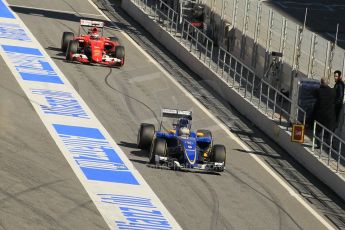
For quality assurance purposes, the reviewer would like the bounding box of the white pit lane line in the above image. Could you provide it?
[0,0,182,229]
[87,0,336,229]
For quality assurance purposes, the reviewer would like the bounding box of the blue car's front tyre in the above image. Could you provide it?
[149,138,167,164]
[212,145,226,164]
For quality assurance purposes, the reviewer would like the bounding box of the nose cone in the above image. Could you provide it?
[180,138,197,164]
[91,40,104,62]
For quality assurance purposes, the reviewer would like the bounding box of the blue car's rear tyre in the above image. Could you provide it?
[149,138,167,164]
[137,123,155,150]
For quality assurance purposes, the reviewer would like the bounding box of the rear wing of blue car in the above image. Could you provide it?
[161,108,192,120]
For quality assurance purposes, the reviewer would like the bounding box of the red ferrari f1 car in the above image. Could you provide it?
[61,19,125,67]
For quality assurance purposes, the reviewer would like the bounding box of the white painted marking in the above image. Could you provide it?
[87,0,336,229]
[8,4,104,18]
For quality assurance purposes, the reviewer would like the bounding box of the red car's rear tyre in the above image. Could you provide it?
[61,32,74,52]
[115,46,125,59]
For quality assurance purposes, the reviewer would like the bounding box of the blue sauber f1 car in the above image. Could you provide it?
[137,109,226,172]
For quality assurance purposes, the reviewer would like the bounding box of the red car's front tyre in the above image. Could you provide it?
[66,40,79,61]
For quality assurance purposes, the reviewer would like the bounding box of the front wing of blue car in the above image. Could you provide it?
[152,155,225,172]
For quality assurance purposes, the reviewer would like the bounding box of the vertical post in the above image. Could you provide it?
[250,73,255,102]
[205,39,209,63]
[216,47,221,73]
[227,56,232,82]
[289,25,303,124]
[196,30,200,54]
[307,33,317,78]
[232,0,239,28]
[342,51,345,78]
[222,49,227,78]
[240,0,250,59]
[278,17,287,84]
[171,10,174,34]
[209,42,213,67]
[328,134,334,166]
[272,91,277,119]
[187,23,192,50]
[324,41,331,79]
[258,82,263,109]
[265,87,270,114]
[312,121,316,152]
[239,65,244,92]
[220,0,226,20]
[179,1,183,24]
[154,3,157,21]
[175,12,178,36]
[245,71,249,97]
[181,19,185,44]
[326,24,339,81]
[327,42,336,82]
[337,142,341,172]
[221,0,229,48]
[264,10,274,75]
[320,128,325,158]
[252,2,262,68]
[335,23,339,46]
[303,8,308,30]
[167,8,171,31]
[233,60,238,86]
[279,95,283,124]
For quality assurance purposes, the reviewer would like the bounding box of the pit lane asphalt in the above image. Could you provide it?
[0,0,343,229]
[0,26,109,230]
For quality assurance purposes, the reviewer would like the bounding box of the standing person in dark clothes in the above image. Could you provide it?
[313,78,336,148]
[314,78,336,130]
[334,70,345,123]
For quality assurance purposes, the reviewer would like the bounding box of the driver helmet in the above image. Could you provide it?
[90,33,99,40]
[90,27,99,39]
[179,118,189,128]
[179,127,190,136]
[88,27,98,34]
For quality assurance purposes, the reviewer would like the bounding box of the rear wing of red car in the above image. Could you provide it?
[79,19,104,36]
[80,19,104,28]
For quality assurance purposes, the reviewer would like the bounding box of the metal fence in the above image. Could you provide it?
[180,18,214,67]
[312,121,345,174]
[200,0,345,90]
[215,46,306,126]
[131,0,306,128]
[155,1,180,36]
